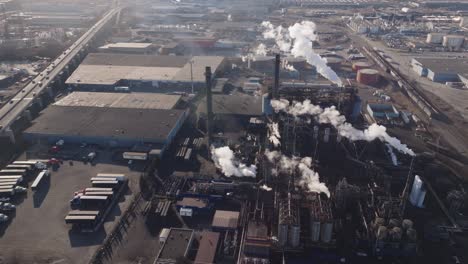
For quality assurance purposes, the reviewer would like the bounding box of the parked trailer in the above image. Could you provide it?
[65,215,97,229]
[0,183,16,187]
[85,187,113,192]
[82,191,113,197]
[0,170,26,176]
[90,177,118,182]
[0,176,23,182]
[0,179,20,184]
[6,165,32,170]
[78,196,109,209]
[0,189,14,196]
[96,173,126,181]
[31,170,50,191]
[68,210,100,216]
[91,180,120,188]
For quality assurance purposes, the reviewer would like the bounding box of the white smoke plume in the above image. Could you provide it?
[260,184,273,191]
[261,21,292,52]
[283,61,296,72]
[264,150,330,197]
[271,99,415,156]
[261,21,342,86]
[211,146,257,177]
[267,122,281,147]
[255,43,268,56]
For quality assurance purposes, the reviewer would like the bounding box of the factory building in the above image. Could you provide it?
[23,105,188,155]
[53,92,183,110]
[194,231,220,264]
[367,103,401,124]
[212,210,240,231]
[154,228,194,264]
[242,221,271,262]
[65,53,227,93]
[197,92,264,132]
[97,42,156,54]
[411,58,468,84]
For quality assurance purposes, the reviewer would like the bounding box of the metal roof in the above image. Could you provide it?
[24,105,186,142]
[156,228,194,263]
[53,92,181,110]
[194,231,220,264]
[413,57,468,75]
[66,53,225,85]
[198,93,263,116]
[212,210,239,229]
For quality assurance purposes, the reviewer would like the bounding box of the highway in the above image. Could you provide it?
[0,7,120,134]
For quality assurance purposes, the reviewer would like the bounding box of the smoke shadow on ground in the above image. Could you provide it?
[68,227,107,247]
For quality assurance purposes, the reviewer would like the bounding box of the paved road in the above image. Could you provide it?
[0,7,120,133]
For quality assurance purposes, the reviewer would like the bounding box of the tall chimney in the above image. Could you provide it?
[205,67,213,146]
[273,54,280,99]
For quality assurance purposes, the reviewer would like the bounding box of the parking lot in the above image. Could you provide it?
[0,147,142,264]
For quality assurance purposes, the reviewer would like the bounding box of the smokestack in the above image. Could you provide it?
[205,67,213,146]
[273,54,280,100]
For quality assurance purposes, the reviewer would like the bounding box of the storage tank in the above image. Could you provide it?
[357,69,380,85]
[320,222,333,243]
[311,220,321,242]
[325,57,343,70]
[409,175,426,208]
[289,224,300,247]
[376,226,388,241]
[388,218,401,228]
[402,219,413,230]
[324,127,330,143]
[352,61,372,71]
[426,33,445,44]
[442,35,465,49]
[391,227,403,241]
[278,223,288,246]
[313,126,319,139]
[406,228,417,241]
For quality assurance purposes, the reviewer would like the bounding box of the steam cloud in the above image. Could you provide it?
[265,150,330,197]
[211,146,257,177]
[271,99,415,156]
[255,43,268,56]
[267,122,281,147]
[261,21,342,86]
[260,184,273,191]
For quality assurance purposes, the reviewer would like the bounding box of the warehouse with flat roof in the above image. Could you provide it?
[23,105,188,153]
[66,53,227,93]
[411,57,468,84]
[53,92,182,110]
[154,228,194,264]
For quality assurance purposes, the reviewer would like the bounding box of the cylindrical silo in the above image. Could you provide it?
[324,127,330,143]
[289,224,300,247]
[357,69,380,85]
[388,218,401,228]
[426,33,444,44]
[402,219,413,231]
[442,35,465,50]
[325,57,343,70]
[376,226,388,241]
[313,126,319,140]
[320,222,333,243]
[406,228,417,242]
[352,61,372,72]
[311,220,321,242]
[278,223,288,247]
[391,227,403,241]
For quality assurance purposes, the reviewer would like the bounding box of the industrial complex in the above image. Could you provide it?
[0,0,467,264]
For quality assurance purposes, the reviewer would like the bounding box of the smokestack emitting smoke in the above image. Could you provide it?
[261,21,342,86]
[271,99,415,156]
[205,67,213,146]
[211,146,257,177]
[265,149,330,197]
[267,122,281,147]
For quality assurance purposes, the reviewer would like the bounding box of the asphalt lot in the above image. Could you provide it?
[0,149,141,264]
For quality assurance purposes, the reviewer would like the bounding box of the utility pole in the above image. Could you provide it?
[190,59,194,94]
